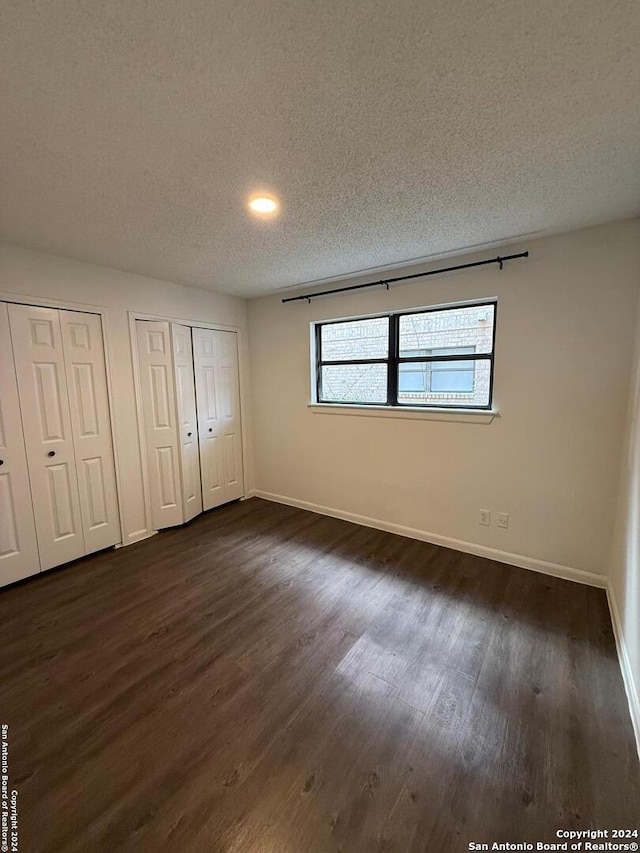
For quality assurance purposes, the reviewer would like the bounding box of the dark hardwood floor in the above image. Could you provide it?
[1,497,638,852]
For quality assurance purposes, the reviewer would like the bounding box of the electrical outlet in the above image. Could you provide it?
[479,509,491,526]
[497,512,509,529]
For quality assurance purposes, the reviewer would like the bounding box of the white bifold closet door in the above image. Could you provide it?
[171,324,202,522]
[193,328,244,510]
[8,304,120,572]
[136,320,184,530]
[0,303,40,585]
[59,311,121,555]
[137,321,244,529]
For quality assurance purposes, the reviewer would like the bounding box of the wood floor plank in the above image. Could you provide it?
[0,497,638,852]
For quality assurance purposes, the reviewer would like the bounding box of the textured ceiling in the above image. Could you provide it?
[1,1,639,297]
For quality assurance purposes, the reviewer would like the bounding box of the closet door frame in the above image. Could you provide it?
[129,311,249,535]
[0,290,126,550]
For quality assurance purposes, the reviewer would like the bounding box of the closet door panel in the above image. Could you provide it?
[136,321,183,529]
[60,311,121,553]
[193,329,225,510]
[8,304,85,570]
[218,332,244,501]
[193,328,243,509]
[0,303,40,586]
[171,324,202,522]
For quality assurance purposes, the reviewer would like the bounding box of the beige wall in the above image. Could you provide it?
[248,220,640,580]
[0,243,252,545]
[609,292,640,744]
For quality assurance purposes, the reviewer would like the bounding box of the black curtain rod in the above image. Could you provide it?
[282,250,529,303]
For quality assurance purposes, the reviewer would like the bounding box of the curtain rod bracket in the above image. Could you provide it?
[497,256,503,270]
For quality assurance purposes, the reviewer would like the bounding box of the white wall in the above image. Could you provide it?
[248,220,640,582]
[0,243,252,545]
[609,292,640,746]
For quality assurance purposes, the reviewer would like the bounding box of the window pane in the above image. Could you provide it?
[397,359,491,407]
[321,363,387,403]
[399,304,494,356]
[398,363,427,392]
[321,317,389,361]
[430,365,475,392]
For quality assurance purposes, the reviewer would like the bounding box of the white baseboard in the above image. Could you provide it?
[252,490,607,588]
[606,582,640,758]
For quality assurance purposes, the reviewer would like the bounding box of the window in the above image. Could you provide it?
[314,302,496,409]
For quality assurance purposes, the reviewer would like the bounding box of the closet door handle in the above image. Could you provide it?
[0,460,3,466]
[208,428,213,432]
[47,450,56,457]
[187,432,192,437]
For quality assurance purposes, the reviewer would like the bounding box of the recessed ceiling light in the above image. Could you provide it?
[248,195,279,216]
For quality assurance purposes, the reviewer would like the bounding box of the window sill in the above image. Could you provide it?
[308,403,497,424]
